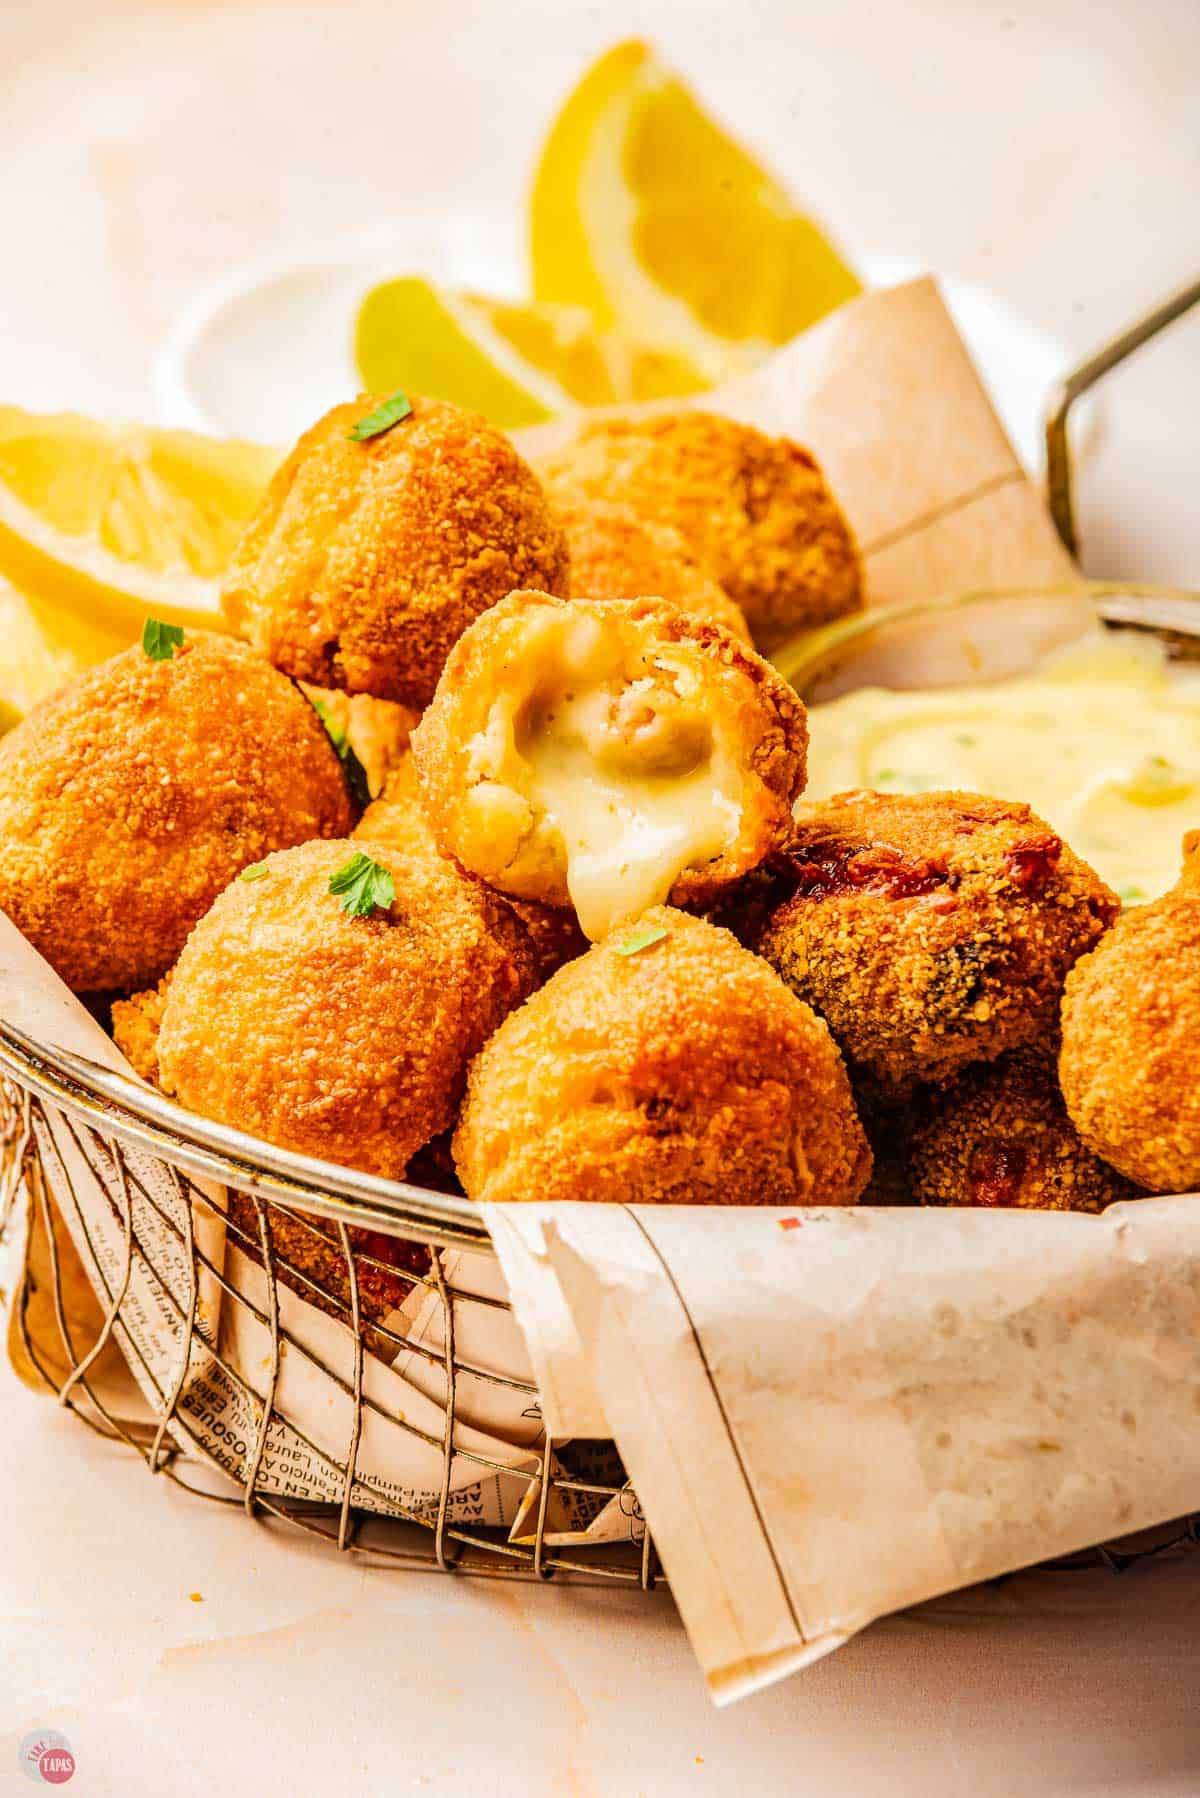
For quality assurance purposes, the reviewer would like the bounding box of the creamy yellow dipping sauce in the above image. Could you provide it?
[805,634,1200,903]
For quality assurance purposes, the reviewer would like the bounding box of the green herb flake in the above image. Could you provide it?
[310,695,372,806]
[954,733,977,748]
[142,618,184,661]
[310,694,346,753]
[329,851,395,918]
[349,390,413,442]
[1117,883,1147,905]
[240,863,269,883]
[612,924,669,957]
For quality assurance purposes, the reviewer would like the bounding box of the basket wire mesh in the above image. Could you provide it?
[0,1031,657,1588]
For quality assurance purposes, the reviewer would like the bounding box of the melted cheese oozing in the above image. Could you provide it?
[525,690,741,942]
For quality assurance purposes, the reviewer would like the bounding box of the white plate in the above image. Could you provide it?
[155,224,1092,474]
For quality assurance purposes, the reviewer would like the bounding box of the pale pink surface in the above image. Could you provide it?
[1,2,1198,1791]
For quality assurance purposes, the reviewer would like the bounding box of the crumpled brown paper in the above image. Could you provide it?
[519,275,1078,609]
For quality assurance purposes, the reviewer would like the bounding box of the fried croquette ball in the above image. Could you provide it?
[453,907,871,1206]
[757,791,1119,1098]
[222,394,570,709]
[537,410,862,650]
[550,490,751,642]
[1060,889,1200,1192]
[0,633,353,993]
[152,838,537,1179]
[905,1051,1141,1213]
[356,753,587,979]
[412,591,808,942]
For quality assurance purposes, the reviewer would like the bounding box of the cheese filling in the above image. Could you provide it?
[464,610,744,940]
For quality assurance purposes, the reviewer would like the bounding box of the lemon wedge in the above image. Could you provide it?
[529,39,861,375]
[0,581,69,723]
[355,276,708,428]
[0,407,280,648]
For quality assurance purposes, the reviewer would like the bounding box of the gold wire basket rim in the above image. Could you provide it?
[0,1020,491,1251]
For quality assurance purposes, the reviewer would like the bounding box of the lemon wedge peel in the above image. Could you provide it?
[529,38,861,373]
[0,408,279,644]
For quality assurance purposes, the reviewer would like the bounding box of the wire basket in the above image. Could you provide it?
[1,277,1198,1591]
[0,1022,656,1587]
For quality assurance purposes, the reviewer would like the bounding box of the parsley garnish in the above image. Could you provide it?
[349,390,413,442]
[612,924,669,956]
[240,863,269,882]
[329,851,395,918]
[310,695,371,807]
[1117,883,1146,905]
[142,618,184,661]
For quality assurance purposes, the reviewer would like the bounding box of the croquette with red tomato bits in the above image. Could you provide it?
[756,790,1119,1098]
[904,1050,1141,1213]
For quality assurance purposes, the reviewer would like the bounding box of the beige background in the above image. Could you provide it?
[1,1,1199,1792]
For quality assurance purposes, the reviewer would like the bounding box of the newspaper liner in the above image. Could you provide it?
[4,275,1176,1655]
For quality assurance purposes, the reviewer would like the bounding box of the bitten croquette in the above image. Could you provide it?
[148,838,537,1179]
[757,790,1119,1097]
[537,410,862,650]
[453,907,871,1206]
[904,1051,1141,1213]
[0,632,353,993]
[1060,888,1200,1192]
[222,394,569,709]
[412,590,808,941]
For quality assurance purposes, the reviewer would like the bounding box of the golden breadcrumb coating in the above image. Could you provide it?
[550,488,751,641]
[0,633,353,994]
[112,980,433,1335]
[453,906,871,1206]
[757,790,1118,1098]
[905,1051,1141,1213]
[412,590,808,936]
[225,1193,430,1337]
[1060,890,1200,1192]
[154,837,536,1179]
[537,410,862,651]
[111,978,170,1084]
[222,394,570,709]
[300,685,418,798]
[356,754,587,979]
